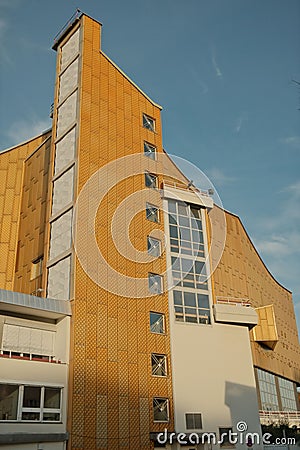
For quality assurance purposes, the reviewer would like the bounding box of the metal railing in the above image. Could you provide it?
[162,179,210,197]
[216,296,251,307]
[260,410,300,427]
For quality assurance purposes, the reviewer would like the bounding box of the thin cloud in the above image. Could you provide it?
[211,46,223,79]
[207,167,235,186]
[4,117,51,149]
[280,136,300,148]
[234,113,248,133]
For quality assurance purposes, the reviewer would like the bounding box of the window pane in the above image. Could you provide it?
[146,203,159,223]
[145,172,157,188]
[143,114,155,131]
[23,386,41,408]
[22,412,40,421]
[144,141,156,159]
[43,412,60,421]
[148,273,163,294]
[173,290,182,305]
[150,312,165,334]
[197,294,209,309]
[153,398,169,422]
[184,292,196,307]
[151,354,167,377]
[148,236,161,257]
[44,388,61,409]
[0,384,18,420]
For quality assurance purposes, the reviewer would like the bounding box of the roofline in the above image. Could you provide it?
[214,204,292,294]
[102,51,162,110]
[0,128,52,155]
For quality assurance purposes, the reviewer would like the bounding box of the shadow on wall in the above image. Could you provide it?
[225,381,263,450]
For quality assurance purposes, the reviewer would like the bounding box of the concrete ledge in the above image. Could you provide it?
[0,432,68,444]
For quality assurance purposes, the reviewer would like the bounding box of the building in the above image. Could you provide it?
[0,10,299,450]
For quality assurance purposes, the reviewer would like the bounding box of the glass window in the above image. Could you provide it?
[146,203,159,223]
[143,113,155,131]
[278,378,297,411]
[186,413,202,430]
[145,172,157,189]
[219,427,234,447]
[151,354,167,377]
[153,397,169,422]
[147,236,161,257]
[148,273,163,294]
[144,141,156,159]
[23,386,41,408]
[150,312,165,334]
[257,369,279,411]
[0,384,19,420]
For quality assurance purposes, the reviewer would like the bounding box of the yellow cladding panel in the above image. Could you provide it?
[212,210,300,383]
[65,12,175,449]
[0,131,50,291]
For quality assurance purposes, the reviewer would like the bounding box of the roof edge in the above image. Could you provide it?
[0,128,52,155]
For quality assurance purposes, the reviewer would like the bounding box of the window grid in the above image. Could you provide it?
[151,354,167,377]
[278,378,297,411]
[168,200,211,325]
[153,397,169,422]
[185,413,202,430]
[0,383,62,422]
[257,369,279,411]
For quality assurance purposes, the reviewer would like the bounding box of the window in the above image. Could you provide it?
[145,172,157,189]
[0,384,62,422]
[153,397,169,422]
[146,203,159,223]
[278,378,297,411]
[173,291,210,324]
[257,369,279,411]
[148,273,163,294]
[144,141,156,160]
[151,354,167,377]
[185,413,202,430]
[147,236,161,257]
[219,428,234,447]
[30,256,43,280]
[150,312,165,334]
[143,113,155,131]
[0,384,18,420]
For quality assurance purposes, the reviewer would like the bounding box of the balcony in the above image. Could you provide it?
[213,297,258,329]
[260,410,300,428]
[161,180,214,208]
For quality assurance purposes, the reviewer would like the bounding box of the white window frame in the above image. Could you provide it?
[143,113,155,132]
[150,312,165,334]
[153,397,169,422]
[148,273,163,294]
[147,236,161,257]
[185,412,202,430]
[151,353,167,377]
[144,141,156,160]
[146,203,159,223]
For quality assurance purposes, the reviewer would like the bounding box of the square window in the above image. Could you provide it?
[147,236,161,257]
[143,113,155,131]
[150,312,165,334]
[144,141,156,159]
[153,397,169,422]
[146,203,159,223]
[151,354,167,377]
[145,172,157,189]
[219,427,234,447]
[44,388,61,409]
[23,386,41,408]
[148,273,163,294]
[185,413,202,430]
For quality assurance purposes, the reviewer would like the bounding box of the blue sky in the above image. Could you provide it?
[0,0,300,330]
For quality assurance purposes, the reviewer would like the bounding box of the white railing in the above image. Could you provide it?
[216,296,251,307]
[162,180,210,197]
[260,410,300,427]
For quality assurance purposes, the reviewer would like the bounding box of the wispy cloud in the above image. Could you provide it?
[3,117,51,149]
[206,167,236,186]
[234,112,248,133]
[211,45,223,79]
[280,136,300,148]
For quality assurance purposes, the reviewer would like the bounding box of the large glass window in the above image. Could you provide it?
[257,369,279,411]
[168,200,211,325]
[278,378,297,411]
[0,383,62,422]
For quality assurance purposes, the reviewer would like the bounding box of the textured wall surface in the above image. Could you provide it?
[213,210,300,383]
[0,131,51,292]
